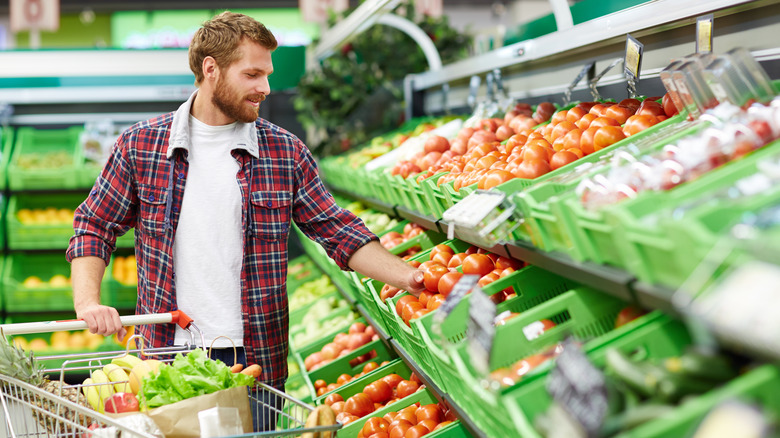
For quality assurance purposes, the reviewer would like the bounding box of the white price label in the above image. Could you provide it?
[696,14,714,54]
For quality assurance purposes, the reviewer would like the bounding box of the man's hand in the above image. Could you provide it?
[404,269,425,297]
[348,241,428,297]
[76,304,127,340]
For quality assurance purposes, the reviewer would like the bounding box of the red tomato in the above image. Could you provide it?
[404,425,430,438]
[336,373,352,385]
[662,92,679,117]
[426,294,445,310]
[410,308,431,321]
[461,254,495,276]
[551,109,569,124]
[589,116,621,129]
[337,413,360,425]
[550,150,579,171]
[447,253,467,269]
[415,404,444,423]
[365,380,393,403]
[618,98,641,112]
[382,373,404,389]
[434,421,454,431]
[495,256,522,270]
[395,296,417,316]
[429,244,454,260]
[615,306,646,328]
[363,361,380,373]
[588,103,611,117]
[429,251,452,267]
[623,114,659,136]
[331,401,346,415]
[576,113,597,130]
[437,271,464,297]
[636,100,665,117]
[417,419,439,432]
[395,411,418,426]
[423,135,450,154]
[551,121,577,142]
[314,379,327,390]
[396,380,420,399]
[565,106,587,123]
[363,417,391,436]
[593,126,626,150]
[345,393,376,418]
[401,301,425,322]
[561,128,583,151]
[388,420,414,438]
[417,290,434,308]
[483,170,515,189]
[423,265,448,292]
[380,285,401,302]
[605,104,635,125]
[478,272,500,288]
[580,126,599,155]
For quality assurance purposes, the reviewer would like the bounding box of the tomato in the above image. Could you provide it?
[396,380,420,399]
[337,373,352,385]
[623,114,659,136]
[321,342,345,360]
[574,112,595,130]
[434,421,454,431]
[593,126,626,150]
[580,126,598,155]
[565,106,587,123]
[395,295,417,316]
[662,92,679,117]
[551,121,578,143]
[605,104,635,125]
[363,361,380,373]
[618,98,641,112]
[331,401,346,415]
[461,254,495,276]
[395,411,418,426]
[314,379,327,390]
[429,250,452,266]
[588,103,610,117]
[550,150,579,171]
[337,413,360,425]
[326,383,339,392]
[345,393,376,418]
[568,147,584,158]
[407,260,421,269]
[380,284,401,302]
[512,159,551,180]
[423,265,448,292]
[382,373,404,389]
[429,244,454,261]
[522,319,556,340]
[427,294,445,310]
[415,404,444,423]
[615,306,646,328]
[478,272,500,288]
[365,380,393,404]
[401,301,425,322]
[415,290,432,308]
[446,253,467,269]
[511,353,551,379]
[410,308,430,321]
[589,116,621,129]
[636,100,665,118]
[550,109,568,124]
[417,420,439,432]
[483,170,515,189]
[423,135,450,154]
[403,425,429,438]
[363,417,391,436]
[436,271,463,297]
[388,419,414,438]
[561,128,583,151]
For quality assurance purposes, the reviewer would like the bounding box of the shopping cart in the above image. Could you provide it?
[0,312,341,438]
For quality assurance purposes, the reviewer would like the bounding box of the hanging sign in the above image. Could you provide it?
[624,34,644,98]
[466,286,496,376]
[10,0,60,32]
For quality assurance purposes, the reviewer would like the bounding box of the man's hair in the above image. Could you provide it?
[189,11,278,86]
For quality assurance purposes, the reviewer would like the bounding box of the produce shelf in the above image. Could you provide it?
[395,205,440,234]
[631,281,681,317]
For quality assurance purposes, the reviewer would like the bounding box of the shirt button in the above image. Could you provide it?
[178,173,184,179]
[91,190,97,196]
[266,201,273,207]
[173,206,179,212]
[148,195,155,202]
[166,340,173,346]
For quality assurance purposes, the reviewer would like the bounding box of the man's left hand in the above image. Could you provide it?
[405,269,425,297]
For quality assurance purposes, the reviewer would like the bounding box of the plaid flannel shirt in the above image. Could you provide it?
[67,98,376,389]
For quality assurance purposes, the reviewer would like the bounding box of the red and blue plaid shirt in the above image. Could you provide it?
[67,103,375,389]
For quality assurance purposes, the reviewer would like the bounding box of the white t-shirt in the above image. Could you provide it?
[173,115,245,348]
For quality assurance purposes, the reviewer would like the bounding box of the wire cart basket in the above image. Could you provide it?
[0,312,341,438]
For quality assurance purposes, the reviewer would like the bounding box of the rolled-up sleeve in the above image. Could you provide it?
[291,141,376,270]
[66,133,137,265]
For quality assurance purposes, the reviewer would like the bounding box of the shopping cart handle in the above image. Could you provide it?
[0,311,195,336]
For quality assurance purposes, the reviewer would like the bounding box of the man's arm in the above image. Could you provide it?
[347,241,425,297]
[72,256,126,339]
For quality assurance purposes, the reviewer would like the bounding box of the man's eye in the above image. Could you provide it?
[246,74,257,78]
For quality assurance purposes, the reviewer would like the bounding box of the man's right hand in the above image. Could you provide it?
[76,304,127,340]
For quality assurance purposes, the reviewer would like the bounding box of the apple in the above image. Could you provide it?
[103,392,139,413]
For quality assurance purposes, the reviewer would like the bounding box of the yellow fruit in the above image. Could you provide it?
[83,330,104,349]
[111,352,143,371]
[67,332,87,349]
[12,337,29,350]
[117,326,136,348]
[49,274,70,288]
[90,370,114,413]
[28,338,48,351]
[50,331,70,351]
[22,276,43,288]
[103,364,131,393]
[16,208,33,224]
[128,360,162,395]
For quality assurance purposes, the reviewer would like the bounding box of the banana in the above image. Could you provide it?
[103,363,131,393]
[90,369,115,413]
[82,378,99,411]
[111,354,143,372]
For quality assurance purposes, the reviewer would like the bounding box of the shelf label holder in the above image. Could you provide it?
[564,62,595,107]
[589,58,622,101]
[467,285,496,377]
[696,14,714,54]
[624,34,644,98]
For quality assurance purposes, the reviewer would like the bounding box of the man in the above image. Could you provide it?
[67,11,424,393]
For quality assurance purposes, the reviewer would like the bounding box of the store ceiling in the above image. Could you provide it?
[0,0,503,14]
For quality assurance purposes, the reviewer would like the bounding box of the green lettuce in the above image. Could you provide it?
[139,348,255,409]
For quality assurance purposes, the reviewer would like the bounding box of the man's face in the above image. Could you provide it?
[212,39,274,123]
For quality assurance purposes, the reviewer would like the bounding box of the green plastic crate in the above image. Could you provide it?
[6,193,84,250]
[8,127,84,191]
[336,383,465,438]
[516,113,693,258]
[410,265,577,396]
[606,139,780,288]
[290,307,360,353]
[304,339,395,403]
[0,126,12,191]
[105,255,138,310]
[420,171,452,219]
[311,356,405,406]
[447,286,626,436]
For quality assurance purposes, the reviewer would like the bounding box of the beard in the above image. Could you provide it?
[212,76,264,124]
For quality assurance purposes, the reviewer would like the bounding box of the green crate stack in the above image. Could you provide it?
[605,139,780,288]
[447,286,626,436]
[105,254,137,310]
[421,171,452,219]
[6,193,84,250]
[410,265,577,395]
[8,127,84,191]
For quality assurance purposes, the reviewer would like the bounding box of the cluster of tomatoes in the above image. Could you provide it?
[323,372,431,427]
[313,360,390,397]
[303,322,380,372]
[379,244,524,326]
[379,223,426,259]
[353,401,457,438]
[488,343,564,388]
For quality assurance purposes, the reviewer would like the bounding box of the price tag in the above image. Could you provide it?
[624,34,644,98]
[466,286,496,376]
[696,14,714,54]
[467,75,481,110]
[433,274,480,328]
[546,339,608,438]
[564,62,595,106]
[588,58,622,101]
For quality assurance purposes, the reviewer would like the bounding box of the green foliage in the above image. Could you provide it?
[294,1,472,157]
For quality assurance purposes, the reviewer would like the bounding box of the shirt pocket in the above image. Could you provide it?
[137,184,168,236]
[250,190,292,241]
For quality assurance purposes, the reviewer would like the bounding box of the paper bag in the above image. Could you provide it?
[144,386,253,438]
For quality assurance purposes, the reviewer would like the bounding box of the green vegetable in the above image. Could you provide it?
[663,350,737,382]
[139,348,255,409]
[600,403,675,436]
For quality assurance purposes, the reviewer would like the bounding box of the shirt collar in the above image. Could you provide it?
[167,90,260,159]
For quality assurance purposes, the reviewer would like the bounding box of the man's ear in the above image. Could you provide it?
[202,56,218,82]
